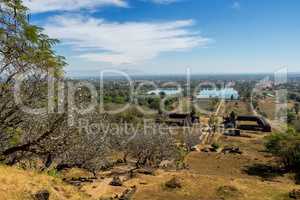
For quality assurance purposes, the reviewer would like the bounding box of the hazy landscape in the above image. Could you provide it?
[1,0,300,200]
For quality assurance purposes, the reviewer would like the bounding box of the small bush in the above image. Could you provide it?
[47,169,59,178]
[211,143,220,151]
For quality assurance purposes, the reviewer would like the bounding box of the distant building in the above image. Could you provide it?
[147,88,182,95]
[197,88,239,100]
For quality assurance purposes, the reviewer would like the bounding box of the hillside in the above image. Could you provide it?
[1,131,299,200]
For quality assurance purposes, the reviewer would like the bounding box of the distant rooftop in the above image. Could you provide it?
[147,88,182,95]
[197,88,239,99]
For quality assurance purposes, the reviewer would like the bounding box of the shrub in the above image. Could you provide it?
[211,143,220,151]
[265,128,300,171]
[165,177,182,189]
[47,169,59,178]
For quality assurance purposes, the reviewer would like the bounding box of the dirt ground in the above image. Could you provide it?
[1,100,299,200]
[1,132,299,200]
[126,131,299,200]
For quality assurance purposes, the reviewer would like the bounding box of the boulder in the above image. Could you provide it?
[201,147,210,152]
[191,146,200,152]
[165,177,182,189]
[109,176,123,187]
[290,189,300,199]
[119,186,136,200]
[63,176,95,186]
[135,168,155,176]
[34,190,50,200]
[159,160,175,169]
[222,146,242,154]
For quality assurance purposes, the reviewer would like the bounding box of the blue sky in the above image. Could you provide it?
[24,0,300,76]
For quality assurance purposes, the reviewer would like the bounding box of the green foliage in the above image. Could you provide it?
[209,98,219,111]
[0,0,66,77]
[175,147,188,169]
[148,97,161,110]
[295,103,300,115]
[209,115,218,126]
[292,120,300,132]
[0,0,66,158]
[103,96,113,103]
[252,100,258,109]
[24,25,40,43]
[47,169,59,178]
[211,142,220,151]
[287,110,297,124]
[113,106,144,123]
[265,128,300,170]
[5,128,22,146]
[114,95,125,104]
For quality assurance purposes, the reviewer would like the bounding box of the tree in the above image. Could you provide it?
[287,110,296,124]
[148,97,160,111]
[265,128,300,171]
[294,103,299,115]
[124,125,178,169]
[0,0,66,164]
[114,95,125,104]
[209,115,218,133]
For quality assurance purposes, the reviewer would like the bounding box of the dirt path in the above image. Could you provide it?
[215,99,225,116]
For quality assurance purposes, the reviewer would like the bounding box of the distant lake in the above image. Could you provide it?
[197,88,239,99]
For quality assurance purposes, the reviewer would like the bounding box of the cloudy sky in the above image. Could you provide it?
[24,0,300,76]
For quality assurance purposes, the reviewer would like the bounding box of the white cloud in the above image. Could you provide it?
[23,0,127,13]
[231,1,241,10]
[44,15,211,65]
[145,0,181,4]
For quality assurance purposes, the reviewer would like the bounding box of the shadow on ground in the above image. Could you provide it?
[243,163,285,181]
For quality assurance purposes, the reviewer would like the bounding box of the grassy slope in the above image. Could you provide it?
[0,135,299,200]
[128,132,300,200]
[0,166,91,200]
[1,130,299,199]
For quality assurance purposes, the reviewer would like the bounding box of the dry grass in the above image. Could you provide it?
[127,132,300,200]
[258,97,295,120]
[0,165,92,200]
[1,129,300,200]
[223,101,253,116]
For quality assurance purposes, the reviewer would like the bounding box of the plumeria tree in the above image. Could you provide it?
[0,0,67,164]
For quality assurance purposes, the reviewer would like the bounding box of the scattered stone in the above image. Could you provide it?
[110,176,123,186]
[165,177,182,189]
[216,185,240,199]
[201,147,210,152]
[100,161,114,170]
[191,146,200,152]
[135,168,155,176]
[222,146,242,154]
[159,160,175,169]
[63,176,95,186]
[100,186,137,200]
[110,167,129,176]
[34,190,50,200]
[139,181,148,185]
[289,189,300,199]
[116,159,124,164]
[119,186,137,200]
